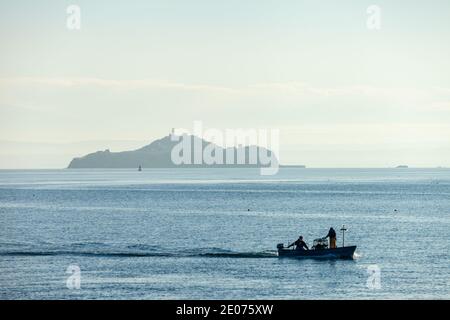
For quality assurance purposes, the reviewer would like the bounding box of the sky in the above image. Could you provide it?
[1,0,450,168]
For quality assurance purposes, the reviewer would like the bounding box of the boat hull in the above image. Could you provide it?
[278,245,357,259]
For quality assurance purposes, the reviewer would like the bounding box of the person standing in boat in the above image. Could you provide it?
[287,236,309,250]
[324,227,337,248]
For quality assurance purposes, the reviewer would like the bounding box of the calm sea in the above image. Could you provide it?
[0,168,449,299]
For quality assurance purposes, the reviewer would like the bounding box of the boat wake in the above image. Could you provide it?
[0,242,278,259]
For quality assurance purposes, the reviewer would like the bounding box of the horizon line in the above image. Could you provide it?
[0,166,448,170]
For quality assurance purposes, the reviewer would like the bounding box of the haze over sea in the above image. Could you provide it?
[0,168,449,299]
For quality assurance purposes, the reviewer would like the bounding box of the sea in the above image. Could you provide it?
[0,168,449,299]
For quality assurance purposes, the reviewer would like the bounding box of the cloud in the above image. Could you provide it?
[1,77,450,117]
[0,77,237,94]
[249,82,441,100]
[2,77,450,100]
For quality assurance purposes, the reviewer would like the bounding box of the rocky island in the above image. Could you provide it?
[67,134,278,169]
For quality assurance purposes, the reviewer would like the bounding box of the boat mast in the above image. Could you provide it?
[340,225,347,247]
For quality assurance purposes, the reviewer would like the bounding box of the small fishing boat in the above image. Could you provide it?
[277,225,357,259]
[277,244,356,259]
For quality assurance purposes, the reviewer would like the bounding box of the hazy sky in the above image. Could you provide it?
[1,0,450,168]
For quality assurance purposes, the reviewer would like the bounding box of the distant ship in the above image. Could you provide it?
[396,165,409,168]
[138,165,142,171]
[280,165,306,168]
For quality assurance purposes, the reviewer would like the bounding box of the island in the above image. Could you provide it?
[67,134,278,168]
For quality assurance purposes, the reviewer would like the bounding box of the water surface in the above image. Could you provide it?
[0,168,449,299]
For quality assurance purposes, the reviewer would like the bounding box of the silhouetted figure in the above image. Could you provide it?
[287,236,309,250]
[324,227,337,248]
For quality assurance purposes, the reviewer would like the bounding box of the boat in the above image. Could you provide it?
[277,244,356,259]
[277,225,357,259]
